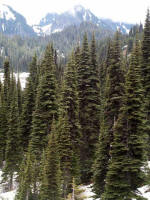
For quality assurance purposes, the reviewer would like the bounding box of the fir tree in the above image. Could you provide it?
[77,34,100,183]
[20,55,38,152]
[30,45,57,158]
[142,9,150,87]
[103,39,147,200]
[0,60,11,165]
[39,121,61,200]
[142,9,150,158]
[3,76,21,190]
[57,112,73,199]
[3,60,10,106]
[61,53,81,183]
[0,84,7,167]
[17,75,22,116]
[92,31,124,197]
[15,149,38,200]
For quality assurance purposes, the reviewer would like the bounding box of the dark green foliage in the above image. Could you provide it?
[0,61,11,166]
[77,34,100,183]
[3,60,11,105]
[92,32,125,197]
[3,75,21,189]
[39,121,61,200]
[20,55,38,152]
[102,40,147,200]
[0,84,7,166]
[15,149,38,200]
[61,53,81,183]
[17,76,22,115]
[142,9,150,87]
[141,9,150,158]
[105,31,125,128]
[57,112,74,199]
[30,45,57,157]
[92,118,110,198]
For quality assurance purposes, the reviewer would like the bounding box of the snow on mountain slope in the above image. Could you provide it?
[33,5,133,36]
[0,4,16,21]
[0,4,35,36]
[0,4,133,37]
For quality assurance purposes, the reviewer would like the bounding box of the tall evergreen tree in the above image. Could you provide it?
[15,148,38,200]
[20,55,38,152]
[57,112,73,199]
[0,83,7,167]
[17,75,22,116]
[3,76,21,190]
[0,60,11,165]
[39,121,61,200]
[102,39,147,200]
[30,45,57,158]
[92,31,124,197]
[142,9,150,87]
[142,9,150,157]
[3,60,10,106]
[77,34,100,183]
[61,53,81,183]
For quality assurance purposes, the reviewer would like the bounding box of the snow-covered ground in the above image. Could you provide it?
[1,163,150,199]
[0,183,150,200]
[0,170,18,200]
[0,190,16,200]
[80,184,96,200]
[0,72,29,89]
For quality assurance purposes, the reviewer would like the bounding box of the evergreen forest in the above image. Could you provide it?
[1,8,150,200]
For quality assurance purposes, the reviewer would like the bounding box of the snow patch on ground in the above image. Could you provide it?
[80,184,99,200]
[0,170,18,200]
[0,190,16,200]
[138,185,150,199]
[0,184,150,200]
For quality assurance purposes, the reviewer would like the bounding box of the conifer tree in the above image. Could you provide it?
[39,121,61,200]
[30,45,58,158]
[61,53,81,183]
[15,148,38,200]
[142,9,150,87]
[102,39,147,200]
[20,55,38,152]
[0,83,7,167]
[0,60,11,165]
[3,60,10,106]
[142,9,150,157]
[89,34,101,140]
[17,76,22,116]
[77,34,100,183]
[3,76,21,190]
[57,112,74,199]
[92,31,124,197]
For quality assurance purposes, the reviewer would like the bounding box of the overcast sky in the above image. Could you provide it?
[1,0,150,25]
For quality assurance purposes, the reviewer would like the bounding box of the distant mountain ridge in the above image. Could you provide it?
[0,4,134,37]
[33,5,133,36]
[0,4,35,36]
